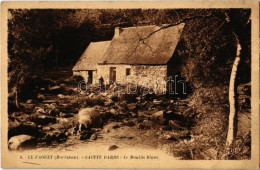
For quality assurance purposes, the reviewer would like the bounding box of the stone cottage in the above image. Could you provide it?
[72,41,110,83]
[73,23,185,92]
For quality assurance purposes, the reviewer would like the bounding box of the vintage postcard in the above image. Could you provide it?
[1,0,259,169]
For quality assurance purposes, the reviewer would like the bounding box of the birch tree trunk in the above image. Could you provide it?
[226,32,241,147]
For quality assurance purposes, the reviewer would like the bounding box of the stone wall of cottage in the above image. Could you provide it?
[96,64,131,84]
[97,64,167,92]
[73,70,97,84]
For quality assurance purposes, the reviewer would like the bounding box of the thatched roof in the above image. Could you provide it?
[73,41,111,71]
[99,23,185,65]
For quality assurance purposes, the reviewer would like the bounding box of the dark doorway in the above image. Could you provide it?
[110,67,116,83]
[88,71,93,84]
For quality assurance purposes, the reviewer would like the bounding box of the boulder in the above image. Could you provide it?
[88,93,95,98]
[43,100,56,104]
[127,103,137,111]
[108,145,119,151]
[90,133,97,140]
[39,88,45,91]
[168,120,184,130]
[31,115,56,125]
[153,99,162,105]
[104,99,114,106]
[57,94,65,98]
[8,135,37,150]
[164,111,184,121]
[112,124,120,129]
[101,93,108,97]
[163,133,178,141]
[36,107,46,114]
[21,103,35,111]
[110,109,118,116]
[123,120,135,126]
[8,120,40,138]
[26,99,33,104]
[42,126,54,131]
[60,112,74,118]
[79,130,91,140]
[49,86,61,93]
[151,111,166,125]
[46,108,59,117]
[37,94,45,101]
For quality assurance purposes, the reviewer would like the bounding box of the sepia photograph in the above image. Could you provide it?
[1,1,259,169]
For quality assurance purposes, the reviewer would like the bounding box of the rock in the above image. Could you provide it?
[42,126,53,131]
[45,133,52,145]
[137,124,145,130]
[112,124,120,129]
[123,120,135,126]
[127,103,137,111]
[46,108,59,117]
[153,110,164,117]
[60,112,74,118]
[65,131,71,137]
[89,93,95,98]
[49,86,61,92]
[110,109,118,115]
[151,111,166,125]
[108,145,119,151]
[31,115,56,125]
[153,99,162,105]
[163,134,178,141]
[8,121,39,138]
[101,93,108,97]
[79,135,87,140]
[43,100,56,104]
[45,131,67,143]
[169,120,184,130]
[164,111,184,121]
[79,132,91,140]
[136,97,141,101]
[21,103,35,110]
[8,135,37,150]
[56,132,67,141]
[90,133,97,140]
[40,88,45,91]
[166,110,173,114]
[80,130,88,135]
[26,99,33,104]
[131,112,137,118]
[56,118,69,125]
[104,99,114,106]
[179,131,191,140]
[37,94,45,101]
[36,108,45,114]
[57,94,65,98]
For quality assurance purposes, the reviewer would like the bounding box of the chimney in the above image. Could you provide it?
[114,27,122,37]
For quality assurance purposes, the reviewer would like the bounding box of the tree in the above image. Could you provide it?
[224,10,251,147]
[126,9,251,150]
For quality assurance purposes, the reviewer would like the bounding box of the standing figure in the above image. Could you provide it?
[99,76,104,91]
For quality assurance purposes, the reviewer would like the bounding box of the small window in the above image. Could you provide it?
[126,68,131,76]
